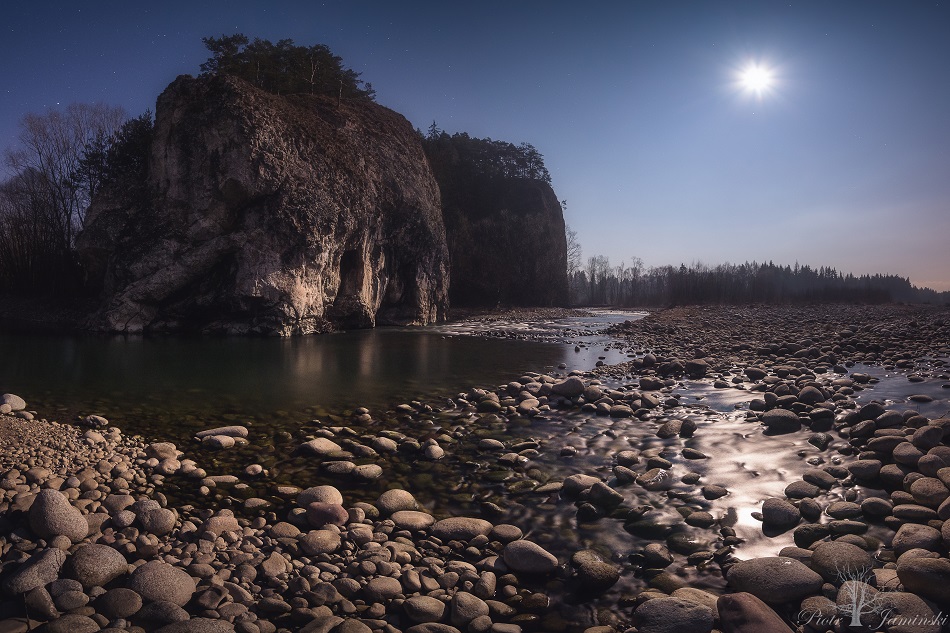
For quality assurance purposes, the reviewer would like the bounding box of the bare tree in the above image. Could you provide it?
[835,563,888,628]
[5,103,126,246]
[1,103,126,295]
[565,224,582,277]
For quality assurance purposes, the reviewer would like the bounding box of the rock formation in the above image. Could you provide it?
[424,140,569,307]
[78,74,449,334]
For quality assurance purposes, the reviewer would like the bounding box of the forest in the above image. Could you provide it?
[566,251,950,306]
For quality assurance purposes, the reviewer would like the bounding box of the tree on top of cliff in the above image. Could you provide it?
[421,129,551,184]
[199,34,376,101]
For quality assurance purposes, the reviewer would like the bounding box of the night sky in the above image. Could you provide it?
[4,2,949,290]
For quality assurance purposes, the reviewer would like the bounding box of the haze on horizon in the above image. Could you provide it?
[3,1,949,291]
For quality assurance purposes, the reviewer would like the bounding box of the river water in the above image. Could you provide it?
[2,310,948,629]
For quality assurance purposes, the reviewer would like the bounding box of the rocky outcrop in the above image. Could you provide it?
[437,173,568,308]
[78,74,449,334]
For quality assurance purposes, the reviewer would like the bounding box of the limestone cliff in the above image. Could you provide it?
[439,176,569,308]
[78,75,449,334]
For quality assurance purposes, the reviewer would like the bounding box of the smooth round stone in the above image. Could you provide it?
[353,464,383,480]
[65,543,129,588]
[40,614,100,633]
[323,461,355,475]
[896,557,950,604]
[362,576,403,603]
[377,489,418,514]
[809,541,873,582]
[909,477,950,507]
[761,409,801,434]
[298,485,344,506]
[825,501,862,519]
[195,425,248,438]
[561,473,601,496]
[152,618,236,632]
[761,498,800,527]
[893,442,924,466]
[490,524,523,543]
[96,587,143,619]
[392,510,435,531]
[848,459,882,480]
[298,529,342,555]
[404,595,446,623]
[201,434,235,449]
[139,507,177,536]
[202,514,240,536]
[552,377,585,397]
[860,497,892,517]
[245,464,264,476]
[29,489,88,542]
[502,540,558,574]
[717,592,793,633]
[892,504,938,521]
[685,511,715,528]
[431,517,493,541]
[634,596,714,633]
[726,557,823,603]
[299,437,343,456]
[892,523,942,555]
[127,560,196,607]
[306,502,348,528]
[784,480,820,498]
[1,393,27,411]
[146,442,179,460]
[269,521,301,538]
[3,548,67,594]
[571,550,620,594]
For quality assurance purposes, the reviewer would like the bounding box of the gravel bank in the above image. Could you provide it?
[1,304,949,633]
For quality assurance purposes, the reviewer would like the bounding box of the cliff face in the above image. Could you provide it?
[439,176,569,308]
[78,75,449,334]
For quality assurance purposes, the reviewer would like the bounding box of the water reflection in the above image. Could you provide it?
[1,329,585,425]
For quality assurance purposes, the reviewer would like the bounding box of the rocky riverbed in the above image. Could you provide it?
[1,304,949,633]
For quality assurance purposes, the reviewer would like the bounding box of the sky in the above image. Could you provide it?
[3,1,949,290]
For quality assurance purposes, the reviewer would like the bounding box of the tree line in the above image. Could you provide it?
[567,248,950,307]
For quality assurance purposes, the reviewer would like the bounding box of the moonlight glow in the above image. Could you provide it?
[740,63,774,96]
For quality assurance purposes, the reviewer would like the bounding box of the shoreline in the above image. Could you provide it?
[1,303,949,633]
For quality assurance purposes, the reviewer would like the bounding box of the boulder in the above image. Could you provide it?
[717,592,793,633]
[127,560,196,606]
[29,489,88,542]
[502,540,558,574]
[726,557,823,603]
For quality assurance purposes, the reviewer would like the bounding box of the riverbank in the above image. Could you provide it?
[1,304,949,633]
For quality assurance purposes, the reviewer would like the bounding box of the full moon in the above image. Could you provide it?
[740,64,773,95]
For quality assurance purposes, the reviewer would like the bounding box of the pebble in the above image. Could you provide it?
[502,540,558,574]
[633,596,714,633]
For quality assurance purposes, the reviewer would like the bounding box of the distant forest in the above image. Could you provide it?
[567,253,950,306]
